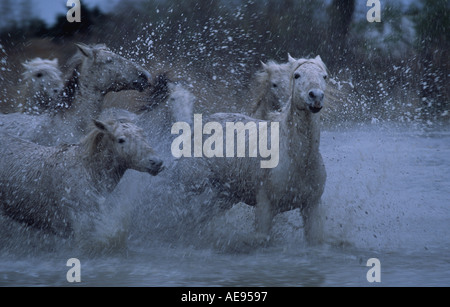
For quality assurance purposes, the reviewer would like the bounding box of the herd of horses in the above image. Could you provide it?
[0,43,330,249]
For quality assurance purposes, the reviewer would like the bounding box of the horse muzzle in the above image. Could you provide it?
[133,72,151,92]
[309,106,323,114]
[147,159,164,176]
[308,88,324,113]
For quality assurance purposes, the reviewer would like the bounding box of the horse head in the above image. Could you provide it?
[90,119,164,176]
[256,60,292,114]
[291,56,329,114]
[75,43,151,94]
[21,58,64,112]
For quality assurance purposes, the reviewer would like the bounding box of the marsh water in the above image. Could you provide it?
[0,122,449,287]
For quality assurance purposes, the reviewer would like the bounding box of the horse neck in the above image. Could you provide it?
[76,77,104,114]
[251,82,271,118]
[282,100,321,164]
[80,143,127,194]
[61,63,104,118]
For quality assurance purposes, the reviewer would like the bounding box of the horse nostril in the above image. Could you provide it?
[309,90,324,101]
[148,159,164,175]
[151,160,163,169]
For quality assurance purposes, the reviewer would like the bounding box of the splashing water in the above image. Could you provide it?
[1,121,449,287]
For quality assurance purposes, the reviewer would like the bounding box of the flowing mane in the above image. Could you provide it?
[61,44,114,108]
[80,121,113,159]
[1,43,152,147]
[171,55,329,247]
[250,55,332,120]
[79,119,135,160]
[60,53,82,109]
[139,73,172,112]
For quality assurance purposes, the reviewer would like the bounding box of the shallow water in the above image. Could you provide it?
[1,123,449,287]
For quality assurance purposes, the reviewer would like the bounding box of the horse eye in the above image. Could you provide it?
[36,73,43,78]
[323,75,328,80]
[272,83,278,88]
[118,138,126,144]
[294,73,301,79]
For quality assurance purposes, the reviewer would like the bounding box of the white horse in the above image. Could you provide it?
[19,58,64,114]
[250,59,293,119]
[251,55,328,119]
[176,56,329,244]
[0,119,163,238]
[61,44,151,132]
[0,43,151,146]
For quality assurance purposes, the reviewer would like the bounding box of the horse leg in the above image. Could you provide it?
[301,199,325,245]
[255,188,273,236]
[213,189,272,252]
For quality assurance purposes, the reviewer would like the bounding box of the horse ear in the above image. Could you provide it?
[314,55,329,73]
[94,120,108,132]
[51,58,59,65]
[260,61,269,71]
[288,53,296,63]
[76,43,94,58]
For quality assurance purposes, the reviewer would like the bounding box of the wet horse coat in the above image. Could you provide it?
[176,57,329,243]
[0,44,151,146]
[0,120,163,237]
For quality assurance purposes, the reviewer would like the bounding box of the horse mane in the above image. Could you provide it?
[61,44,112,108]
[292,57,329,76]
[80,120,116,159]
[61,52,83,108]
[139,73,172,112]
[99,107,139,123]
[250,56,333,120]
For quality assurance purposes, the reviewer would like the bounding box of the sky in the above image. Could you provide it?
[33,0,120,25]
[0,0,120,27]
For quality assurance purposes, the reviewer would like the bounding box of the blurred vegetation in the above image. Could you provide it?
[0,0,448,123]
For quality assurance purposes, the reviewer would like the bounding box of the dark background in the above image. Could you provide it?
[0,0,448,124]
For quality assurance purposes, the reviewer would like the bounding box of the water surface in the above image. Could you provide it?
[1,123,449,287]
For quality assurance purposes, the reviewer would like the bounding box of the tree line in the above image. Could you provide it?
[0,0,448,121]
